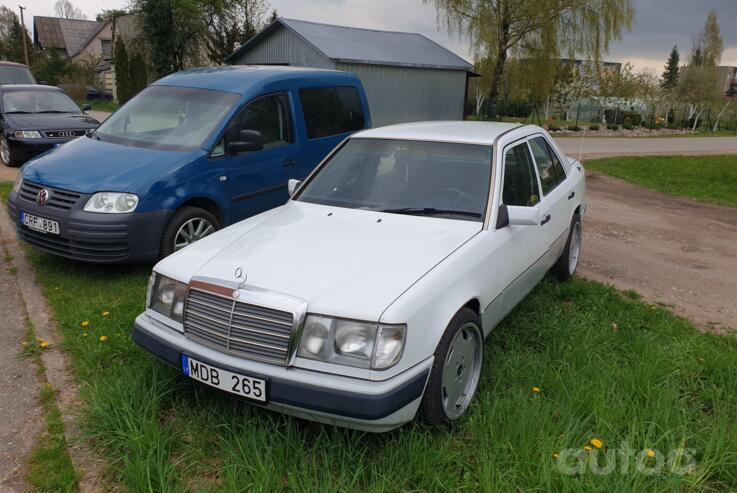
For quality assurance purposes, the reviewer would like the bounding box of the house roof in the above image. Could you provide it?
[227,18,472,71]
[33,16,102,57]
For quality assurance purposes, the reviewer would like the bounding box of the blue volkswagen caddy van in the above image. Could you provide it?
[7,66,370,262]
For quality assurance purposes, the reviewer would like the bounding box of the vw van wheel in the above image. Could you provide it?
[553,213,582,281]
[0,136,18,167]
[160,207,220,259]
[421,308,483,425]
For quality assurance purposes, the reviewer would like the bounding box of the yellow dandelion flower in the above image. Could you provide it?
[552,453,559,460]
[583,445,593,452]
[646,449,656,458]
[81,320,90,328]
[38,340,49,349]
[590,438,603,449]
[81,333,88,337]
[532,387,541,393]
[102,311,110,317]
[99,335,108,342]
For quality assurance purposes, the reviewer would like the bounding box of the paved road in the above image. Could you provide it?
[556,136,737,160]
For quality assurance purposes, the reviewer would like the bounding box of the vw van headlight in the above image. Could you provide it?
[12,174,23,194]
[84,192,139,213]
[297,315,405,370]
[148,273,187,323]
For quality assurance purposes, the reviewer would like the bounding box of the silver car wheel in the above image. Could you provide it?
[0,137,10,165]
[441,322,483,420]
[568,221,582,275]
[174,218,215,251]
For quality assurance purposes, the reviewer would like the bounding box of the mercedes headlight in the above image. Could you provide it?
[84,192,139,213]
[297,315,406,370]
[12,174,23,194]
[148,273,187,323]
[14,130,42,139]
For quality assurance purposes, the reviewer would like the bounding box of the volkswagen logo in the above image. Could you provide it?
[56,131,75,138]
[36,188,50,206]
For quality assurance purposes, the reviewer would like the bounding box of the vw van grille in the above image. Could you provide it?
[19,181,81,211]
[183,289,295,364]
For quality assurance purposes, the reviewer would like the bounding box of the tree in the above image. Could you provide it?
[702,10,722,67]
[0,6,33,64]
[202,0,271,64]
[426,0,634,120]
[128,51,148,97]
[54,0,87,20]
[134,0,206,77]
[661,46,679,90]
[114,38,131,104]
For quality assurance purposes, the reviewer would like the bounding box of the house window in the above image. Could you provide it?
[101,39,112,58]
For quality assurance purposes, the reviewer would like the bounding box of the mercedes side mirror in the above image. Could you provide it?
[81,103,92,112]
[496,204,541,228]
[227,129,263,153]
[288,179,301,197]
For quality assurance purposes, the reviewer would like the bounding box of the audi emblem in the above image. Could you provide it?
[37,188,50,206]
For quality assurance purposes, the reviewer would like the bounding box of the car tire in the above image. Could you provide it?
[159,206,220,259]
[552,213,582,281]
[0,135,20,167]
[420,307,484,426]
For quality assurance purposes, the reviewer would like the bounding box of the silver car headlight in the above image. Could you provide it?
[14,130,42,139]
[297,315,406,370]
[84,192,139,213]
[12,174,23,194]
[148,273,187,323]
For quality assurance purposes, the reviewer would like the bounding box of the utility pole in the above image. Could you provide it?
[18,5,29,66]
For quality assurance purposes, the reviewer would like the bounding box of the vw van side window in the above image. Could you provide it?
[503,143,540,207]
[528,137,566,195]
[299,86,365,139]
[210,137,225,158]
[235,93,293,149]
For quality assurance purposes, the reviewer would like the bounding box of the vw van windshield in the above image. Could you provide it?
[94,85,240,151]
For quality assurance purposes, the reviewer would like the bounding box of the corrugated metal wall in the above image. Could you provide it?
[336,62,466,127]
[230,27,335,69]
[230,26,468,127]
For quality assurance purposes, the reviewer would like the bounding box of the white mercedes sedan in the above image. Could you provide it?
[133,122,586,432]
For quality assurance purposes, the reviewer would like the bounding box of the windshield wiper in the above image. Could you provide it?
[5,110,34,114]
[38,110,74,113]
[378,207,482,218]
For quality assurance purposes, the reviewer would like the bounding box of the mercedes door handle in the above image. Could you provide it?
[541,214,551,225]
[568,191,575,200]
[282,158,296,168]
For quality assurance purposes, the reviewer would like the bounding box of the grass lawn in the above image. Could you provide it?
[586,155,737,208]
[3,181,737,491]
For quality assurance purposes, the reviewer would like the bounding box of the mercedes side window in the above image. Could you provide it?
[235,93,293,149]
[528,136,567,195]
[503,143,540,207]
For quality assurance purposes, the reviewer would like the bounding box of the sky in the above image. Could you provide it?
[9,0,737,73]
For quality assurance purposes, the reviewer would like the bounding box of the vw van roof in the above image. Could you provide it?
[152,65,359,95]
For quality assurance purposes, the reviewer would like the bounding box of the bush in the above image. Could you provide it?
[607,124,620,131]
[603,109,642,126]
[567,125,581,132]
[622,123,634,130]
[588,124,600,131]
[547,125,561,132]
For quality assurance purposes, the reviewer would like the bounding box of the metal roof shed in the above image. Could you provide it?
[227,18,473,127]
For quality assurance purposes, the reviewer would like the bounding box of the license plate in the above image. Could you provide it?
[181,354,267,402]
[20,211,60,235]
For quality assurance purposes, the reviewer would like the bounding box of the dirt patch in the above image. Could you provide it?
[579,172,737,333]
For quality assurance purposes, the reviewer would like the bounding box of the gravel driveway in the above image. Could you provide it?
[579,172,737,333]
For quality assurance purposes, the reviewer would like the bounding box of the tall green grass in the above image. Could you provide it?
[22,247,737,492]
